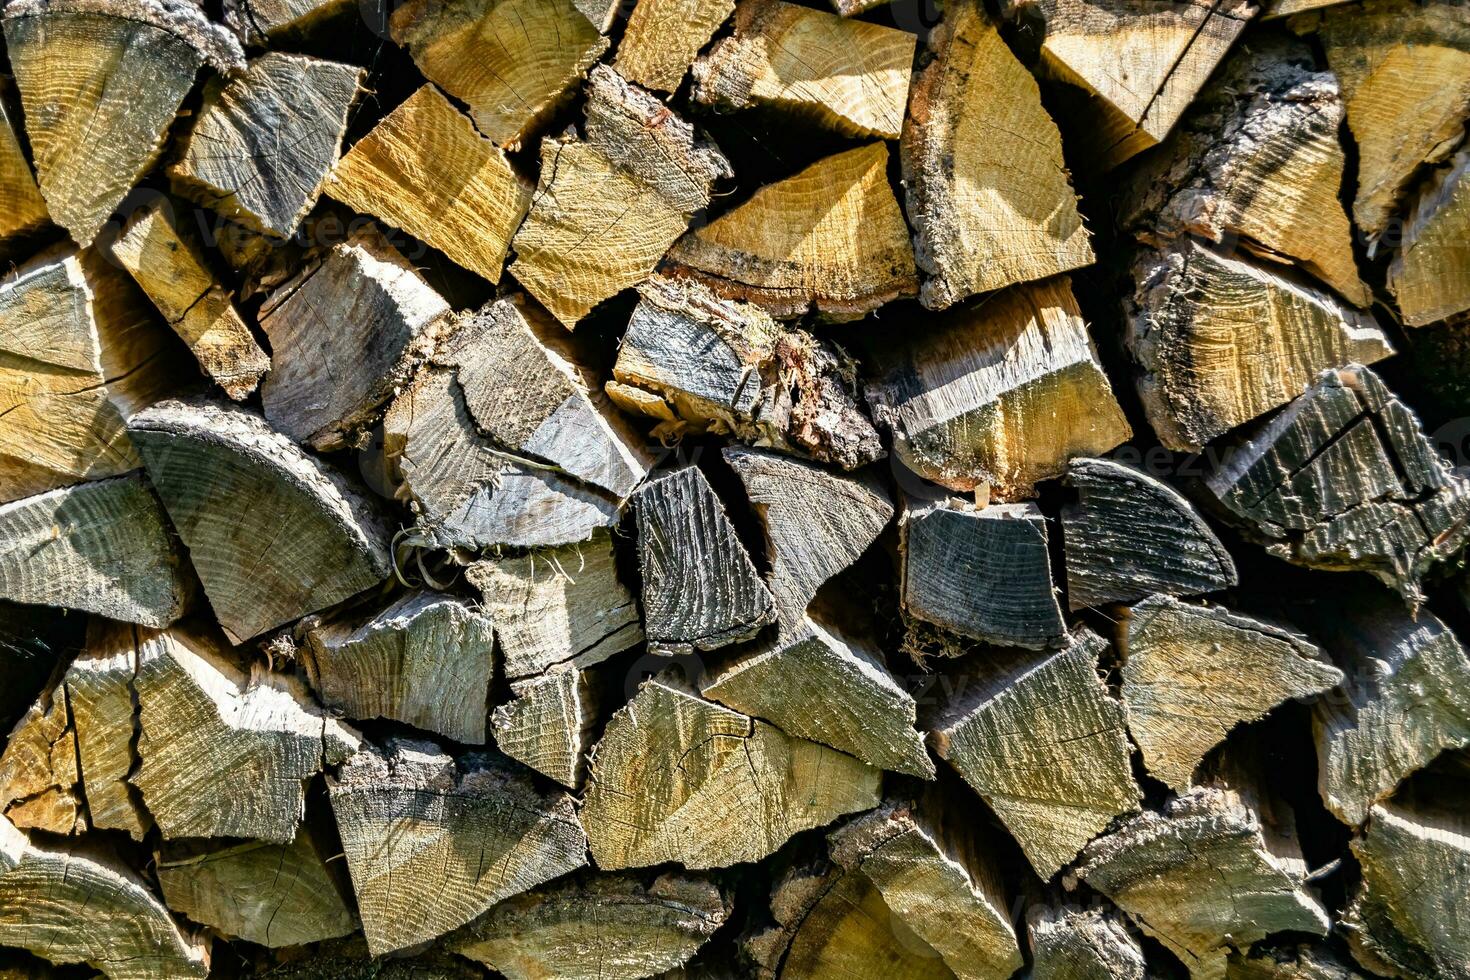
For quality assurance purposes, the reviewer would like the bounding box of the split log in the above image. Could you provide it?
[224,0,352,45]
[1006,0,1254,170]
[864,277,1131,499]
[1,0,242,246]
[902,2,1093,309]
[633,465,776,653]
[133,625,362,842]
[1126,239,1393,452]
[490,668,598,788]
[690,0,914,139]
[1225,943,1366,979]
[109,196,269,401]
[1200,365,1470,606]
[0,816,210,979]
[1388,147,1470,327]
[0,475,188,627]
[1028,904,1147,980]
[0,684,80,835]
[169,53,362,238]
[928,631,1141,878]
[1117,596,1343,792]
[130,399,393,643]
[327,737,589,955]
[325,84,533,284]
[259,223,453,450]
[509,66,731,328]
[388,0,608,149]
[0,244,177,503]
[573,0,619,31]
[0,81,47,243]
[1061,457,1237,610]
[901,499,1066,652]
[665,142,916,320]
[1121,33,1369,308]
[466,531,642,680]
[609,278,884,470]
[303,591,496,745]
[156,827,357,948]
[616,0,734,94]
[581,676,881,869]
[453,872,730,979]
[67,621,150,840]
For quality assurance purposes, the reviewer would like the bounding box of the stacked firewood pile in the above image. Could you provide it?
[1,0,1468,976]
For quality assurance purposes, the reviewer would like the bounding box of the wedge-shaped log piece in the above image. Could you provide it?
[1122,34,1369,307]
[1076,784,1331,979]
[304,591,496,745]
[1128,240,1392,451]
[1201,365,1470,606]
[68,621,151,840]
[224,0,353,44]
[260,223,453,450]
[328,737,589,955]
[666,142,915,320]
[574,0,618,29]
[389,0,608,148]
[0,86,47,242]
[134,625,361,842]
[1118,596,1342,792]
[583,677,881,869]
[466,532,642,680]
[1389,147,1470,327]
[170,53,362,238]
[0,245,177,502]
[865,278,1130,498]
[326,84,532,284]
[902,499,1065,651]
[510,67,731,328]
[1062,457,1237,610]
[110,196,268,401]
[0,475,188,627]
[929,631,1141,878]
[1225,943,1365,980]
[634,466,776,653]
[157,826,357,948]
[617,0,734,94]
[903,2,1093,308]
[454,871,729,980]
[491,668,597,789]
[703,613,933,777]
[611,278,883,470]
[1,0,242,247]
[0,816,210,979]
[131,400,392,643]
[1028,904,1146,980]
[0,684,80,835]
[691,0,914,139]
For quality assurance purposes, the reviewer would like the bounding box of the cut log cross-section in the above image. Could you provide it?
[223,0,353,45]
[1027,904,1147,980]
[617,0,734,94]
[0,82,47,243]
[67,621,150,841]
[490,668,598,789]
[0,683,80,836]
[1389,147,1470,327]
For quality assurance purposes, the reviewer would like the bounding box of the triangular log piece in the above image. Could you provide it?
[452,871,731,980]
[1120,33,1370,308]
[633,465,777,653]
[665,142,916,321]
[223,0,354,45]
[902,2,1093,308]
[65,620,152,841]
[702,612,934,777]
[0,81,47,242]
[0,244,179,503]
[0,816,210,979]
[1200,365,1470,606]
[327,737,589,955]
[865,277,1131,499]
[109,196,269,401]
[582,676,881,870]
[610,278,883,469]
[133,625,361,843]
[690,0,914,139]
[466,532,642,680]
[902,499,1065,652]
[490,667,598,789]
[0,475,189,627]
[156,827,357,948]
[130,399,393,643]
[574,0,618,30]
[1117,596,1342,792]
[0,683,80,836]
[1389,147,1470,327]
[388,0,608,149]
[325,84,533,284]
[1074,783,1331,979]
[1127,239,1393,452]
[303,591,496,745]
[1062,457,1237,610]
[1225,942,1367,979]
[616,0,734,94]
[1027,904,1147,980]
[509,66,731,329]
[0,0,243,247]
[259,223,453,451]
[928,631,1141,878]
